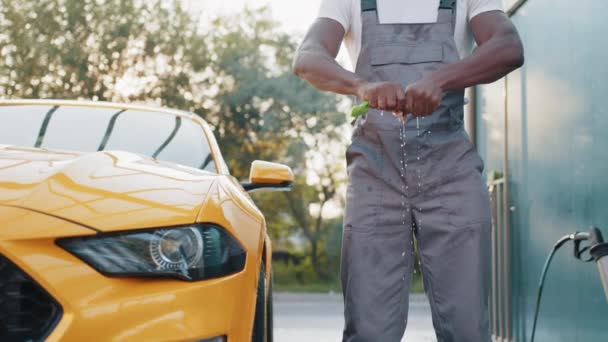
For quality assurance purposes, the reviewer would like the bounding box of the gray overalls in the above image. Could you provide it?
[341,1,492,341]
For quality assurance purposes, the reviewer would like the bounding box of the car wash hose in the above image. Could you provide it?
[530,228,607,342]
[530,233,583,342]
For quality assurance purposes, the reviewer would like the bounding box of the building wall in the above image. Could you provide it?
[475,0,608,341]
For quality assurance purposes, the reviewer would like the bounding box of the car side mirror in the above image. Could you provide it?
[241,160,294,192]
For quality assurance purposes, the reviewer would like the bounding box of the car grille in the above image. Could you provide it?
[0,254,62,342]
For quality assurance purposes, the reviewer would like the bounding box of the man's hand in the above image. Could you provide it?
[404,11,524,98]
[404,76,445,117]
[356,81,406,113]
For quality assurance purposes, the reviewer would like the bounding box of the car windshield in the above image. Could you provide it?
[0,104,216,172]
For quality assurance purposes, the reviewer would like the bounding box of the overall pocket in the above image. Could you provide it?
[371,43,443,66]
[439,169,492,229]
[370,43,444,85]
[344,136,385,229]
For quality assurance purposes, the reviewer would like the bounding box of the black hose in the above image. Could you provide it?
[530,234,576,342]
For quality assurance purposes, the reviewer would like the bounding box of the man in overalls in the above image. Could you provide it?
[294,0,523,341]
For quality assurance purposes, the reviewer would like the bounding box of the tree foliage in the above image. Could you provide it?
[0,0,208,106]
[0,0,348,282]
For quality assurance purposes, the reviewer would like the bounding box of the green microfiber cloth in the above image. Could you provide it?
[350,101,369,119]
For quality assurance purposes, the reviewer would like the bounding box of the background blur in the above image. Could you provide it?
[3,1,608,341]
[0,0,423,294]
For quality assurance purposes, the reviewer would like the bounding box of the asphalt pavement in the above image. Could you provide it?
[274,292,436,342]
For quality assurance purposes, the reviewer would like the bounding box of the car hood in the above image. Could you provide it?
[0,145,218,232]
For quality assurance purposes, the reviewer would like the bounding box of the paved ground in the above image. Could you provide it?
[274,292,436,342]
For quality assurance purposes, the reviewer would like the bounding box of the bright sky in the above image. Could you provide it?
[183,0,352,68]
[183,0,323,35]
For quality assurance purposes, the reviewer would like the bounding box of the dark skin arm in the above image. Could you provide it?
[404,11,524,116]
[292,18,406,111]
[293,11,524,117]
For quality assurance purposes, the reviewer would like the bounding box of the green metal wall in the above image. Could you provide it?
[475,0,608,341]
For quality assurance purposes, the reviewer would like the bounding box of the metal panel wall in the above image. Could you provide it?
[489,178,511,342]
[476,1,608,341]
[475,80,505,176]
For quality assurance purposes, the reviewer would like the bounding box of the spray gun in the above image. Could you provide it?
[569,227,608,302]
[588,228,608,300]
[530,227,608,342]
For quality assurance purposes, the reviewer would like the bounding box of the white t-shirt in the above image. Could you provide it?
[317,0,504,68]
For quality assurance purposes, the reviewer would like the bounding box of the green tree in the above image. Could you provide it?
[0,0,349,283]
[278,125,348,281]
[0,0,208,106]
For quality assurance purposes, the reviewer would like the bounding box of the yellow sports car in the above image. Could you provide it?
[0,100,293,342]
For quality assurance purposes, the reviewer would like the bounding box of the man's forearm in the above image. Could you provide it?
[431,30,524,91]
[293,50,363,96]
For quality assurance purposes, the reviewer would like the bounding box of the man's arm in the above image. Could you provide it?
[405,11,525,116]
[293,18,357,95]
[293,18,406,112]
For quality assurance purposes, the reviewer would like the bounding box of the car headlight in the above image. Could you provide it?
[57,224,246,281]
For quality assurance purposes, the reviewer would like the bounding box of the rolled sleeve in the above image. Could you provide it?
[317,0,352,33]
[468,0,505,20]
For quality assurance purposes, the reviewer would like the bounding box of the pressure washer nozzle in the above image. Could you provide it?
[572,232,591,241]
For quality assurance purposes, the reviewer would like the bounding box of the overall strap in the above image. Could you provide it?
[439,0,457,10]
[361,0,376,12]
[361,0,456,12]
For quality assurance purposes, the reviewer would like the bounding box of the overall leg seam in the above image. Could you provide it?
[418,238,447,341]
